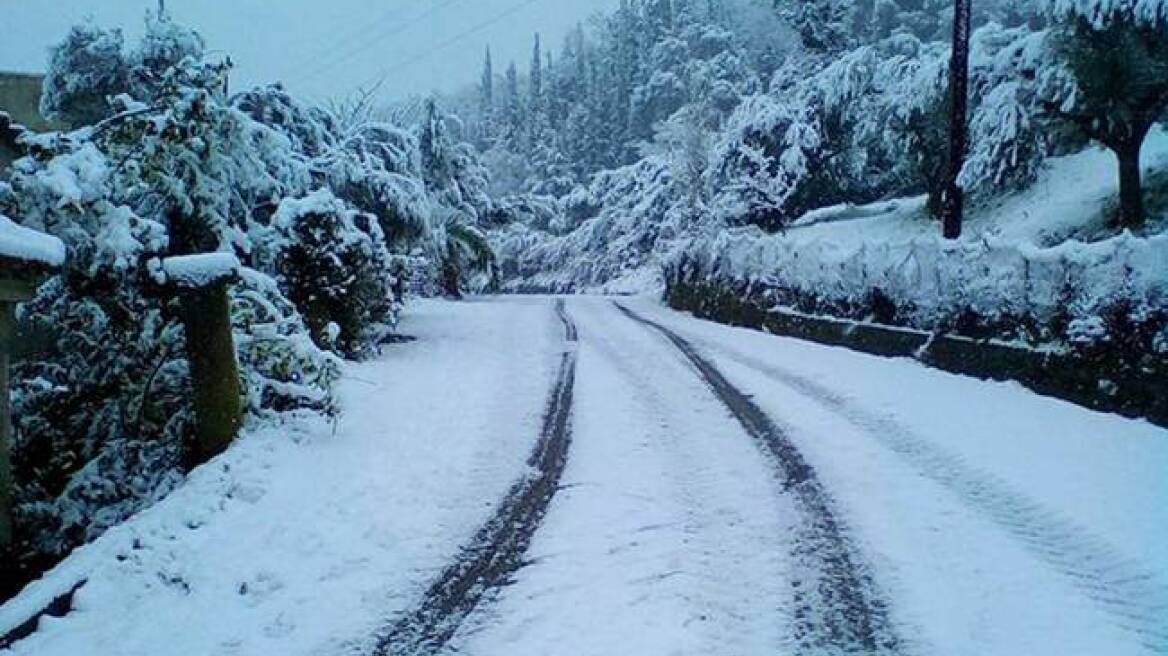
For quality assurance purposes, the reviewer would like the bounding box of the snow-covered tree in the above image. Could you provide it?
[1042,0,1168,227]
[0,14,387,572]
[40,23,131,127]
[959,25,1054,193]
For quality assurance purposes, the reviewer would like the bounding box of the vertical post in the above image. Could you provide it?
[0,301,14,553]
[942,0,972,240]
[179,281,242,466]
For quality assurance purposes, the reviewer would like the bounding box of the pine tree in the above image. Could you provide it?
[773,0,857,53]
[480,46,494,115]
[504,61,523,147]
[530,34,543,114]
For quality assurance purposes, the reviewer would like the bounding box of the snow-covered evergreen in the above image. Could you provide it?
[478,0,1166,299]
[0,12,490,576]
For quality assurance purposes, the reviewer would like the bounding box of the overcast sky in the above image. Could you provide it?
[0,0,620,102]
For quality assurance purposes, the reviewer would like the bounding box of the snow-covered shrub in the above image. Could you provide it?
[273,191,396,358]
[0,14,362,578]
[960,26,1055,193]
[40,23,131,127]
[232,268,341,415]
[494,157,711,292]
[709,94,828,231]
[11,277,188,559]
[672,227,1168,352]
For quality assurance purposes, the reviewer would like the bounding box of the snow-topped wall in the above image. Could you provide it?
[0,214,65,269]
[673,228,1168,350]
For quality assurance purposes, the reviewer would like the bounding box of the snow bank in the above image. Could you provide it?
[0,214,66,268]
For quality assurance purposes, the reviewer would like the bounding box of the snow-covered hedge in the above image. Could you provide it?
[670,228,1168,351]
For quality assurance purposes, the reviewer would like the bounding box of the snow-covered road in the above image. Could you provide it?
[1,297,1166,656]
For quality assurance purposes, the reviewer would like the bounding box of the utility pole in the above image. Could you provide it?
[942,0,972,240]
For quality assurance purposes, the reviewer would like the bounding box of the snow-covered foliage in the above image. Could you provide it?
[39,23,131,127]
[0,12,478,572]
[484,0,1166,295]
[672,226,1168,347]
[273,190,397,357]
[1047,0,1168,27]
[494,157,713,292]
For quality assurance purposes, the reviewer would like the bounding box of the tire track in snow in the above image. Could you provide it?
[690,335,1168,654]
[371,299,578,656]
[614,302,901,655]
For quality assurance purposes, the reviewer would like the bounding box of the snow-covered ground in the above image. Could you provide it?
[0,298,563,656]
[2,296,1166,655]
[445,299,795,655]
[749,126,1168,250]
[623,297,1168,656]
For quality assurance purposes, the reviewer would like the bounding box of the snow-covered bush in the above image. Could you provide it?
[40,23,131,127]
[670,227,1168,352]
[232,268,341,416]
[494,157,714,292]
[274,191,396,358]
[0,14,386,579]
[960,26,1055,193]
[709,94,828,231]
[10,276,188,560]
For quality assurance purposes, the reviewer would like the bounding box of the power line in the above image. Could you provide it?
[280,2,430,80]
[359,0,546,90]
[297,0,466,84]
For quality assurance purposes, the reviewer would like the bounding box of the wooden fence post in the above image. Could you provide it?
[158,253,243,467]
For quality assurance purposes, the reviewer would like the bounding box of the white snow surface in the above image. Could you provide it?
[783,126,1168,249]
[0,297,561,656]
[158,252,242,288]
[0,214,66,268]
[619,297,1168,656]
[2,296,1165,656]
[450,298,1167,656]
[446,299,792,655]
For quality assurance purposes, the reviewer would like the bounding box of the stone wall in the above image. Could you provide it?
[666,278,1168,428]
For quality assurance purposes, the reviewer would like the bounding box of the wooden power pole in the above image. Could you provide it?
[942,0,972,240]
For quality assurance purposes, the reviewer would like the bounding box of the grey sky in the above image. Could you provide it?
[0,0,620,101]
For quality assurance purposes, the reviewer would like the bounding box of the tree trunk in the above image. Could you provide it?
[180,281,242,466]
[442,244,463,299]
[1115,139,1146,229]
[942,0,972,240]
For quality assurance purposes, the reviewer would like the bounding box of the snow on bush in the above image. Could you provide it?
[273,190,397,358]
[0,13,426,575]
[672,227,1168,348]
[0,214,65,268]
[494,157,705,292]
